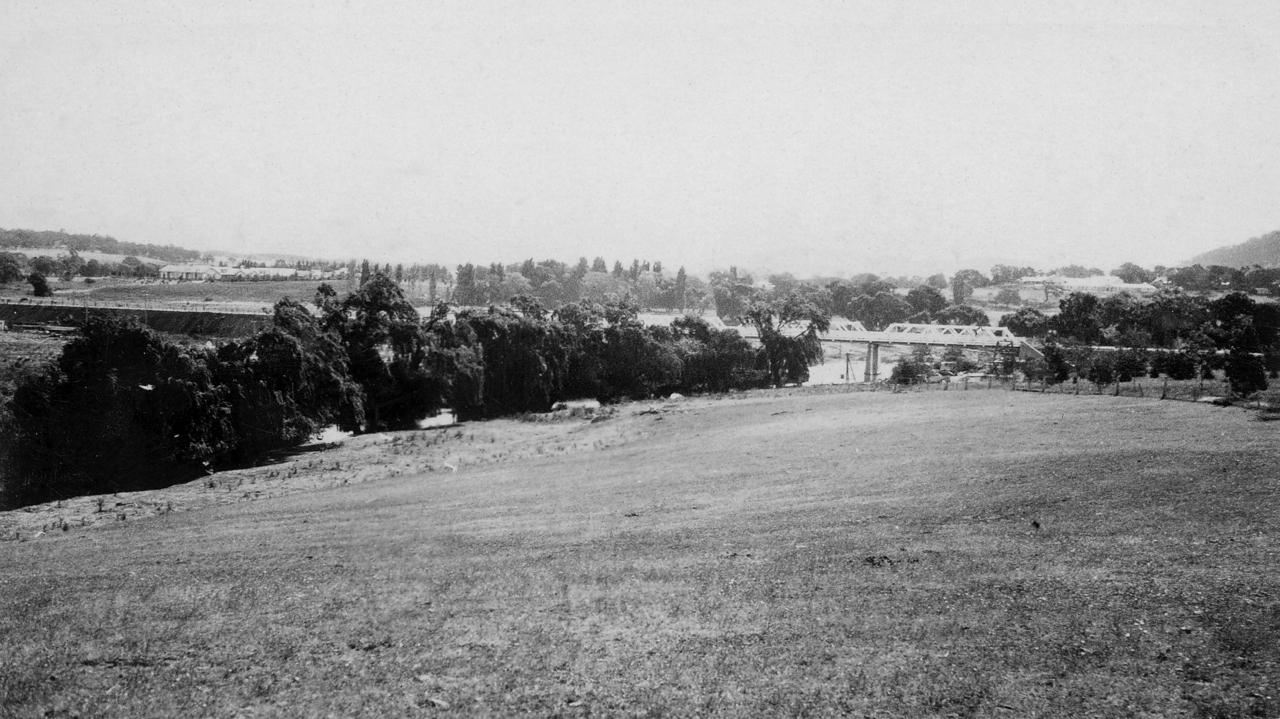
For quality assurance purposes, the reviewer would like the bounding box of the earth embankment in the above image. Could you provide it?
[0,299,268,337]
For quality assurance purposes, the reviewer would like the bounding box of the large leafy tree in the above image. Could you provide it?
[669,316,766,393]
[1111,262,1156,284]
[321,273,451,431]
[453,301,572,419]
[933,304,990,326]
[0,253,24,283]
[1143,289,1208,347]
[745,292,830,387]
[212,299,365,460]
[905,285,947,320]
[1,318,229,506]
[1207,292,1271,396]
[1052,292,1102,344]
[990,264,1036,284]
[1097,292,1150,346]
[952,268,991,289]
[28,272,51,297]
[1000,307,1050,338]
[848,291,913,331]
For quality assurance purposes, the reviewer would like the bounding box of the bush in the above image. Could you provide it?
[1151,351,1198,380]
[1225,349,1268,397]
[890,348,933,385]
[28,272,52,297]
[0,303,367,508]
[0,318,226,507]
[1113,349,1148,382]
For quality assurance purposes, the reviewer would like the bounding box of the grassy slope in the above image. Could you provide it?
[80,279,335,308]
[1,390,1277,717]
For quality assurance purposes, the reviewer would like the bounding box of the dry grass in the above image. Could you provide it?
[0,330,66,400]
[80,279,337,309]
[2,389,1278,717]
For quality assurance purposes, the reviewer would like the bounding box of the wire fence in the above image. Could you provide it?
[883,372,1280,411]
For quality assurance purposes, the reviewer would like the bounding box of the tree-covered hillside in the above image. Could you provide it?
[1190,229,1280,268]
[0,228,200,264]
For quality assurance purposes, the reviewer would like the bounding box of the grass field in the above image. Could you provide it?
[80,279,340,308]
[0,331,66,400]
[1,389,1278,717]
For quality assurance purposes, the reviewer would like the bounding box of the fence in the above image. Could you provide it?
[889,372,1263,406]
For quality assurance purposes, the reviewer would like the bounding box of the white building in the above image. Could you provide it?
[1020,275,1157,296]
[159,264,219,281]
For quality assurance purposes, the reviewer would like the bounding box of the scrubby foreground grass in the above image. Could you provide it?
[2,390,1278,717]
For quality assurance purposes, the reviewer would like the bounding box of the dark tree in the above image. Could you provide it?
[1052,292,1102,344]
[905,285,948,319]
[453,305,572,419]
[848,292,913,330]
[0,252,24,283]
[952,269,990,290]
[669,315,765,393]
[890,347,933,385]
[1000,307,1049,338]
[28,272,52,297]
[321,273,451,431]
[745,293,830,387]
[454,263,480,306]
[1,318,228,506]
[30,256,57,275]
[211,299,364,461]
[1111,262,1155,285]
[934,304,989,326]
[990,265,1036,284]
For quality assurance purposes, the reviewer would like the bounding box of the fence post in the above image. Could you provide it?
[1161,377,1168,400]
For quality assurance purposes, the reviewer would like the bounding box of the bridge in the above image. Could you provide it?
[725,320,1037,382]
[838,324,1034,382]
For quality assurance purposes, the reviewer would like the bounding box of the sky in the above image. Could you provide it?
[3,1,1279,277]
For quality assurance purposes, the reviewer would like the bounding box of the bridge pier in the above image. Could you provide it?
[863,342,880,382]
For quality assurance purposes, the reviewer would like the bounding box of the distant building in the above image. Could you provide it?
[159,264,219,281]
[1019,274,1157,296]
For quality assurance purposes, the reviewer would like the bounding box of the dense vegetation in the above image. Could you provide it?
[0,228,201,264]
[0,274,829,508]
[1189,228,1280,268]
[993,289,1278,395]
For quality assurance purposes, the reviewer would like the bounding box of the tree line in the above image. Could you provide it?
[0,274,828,509]
[0,228,201,264]
[998,289,1278,396]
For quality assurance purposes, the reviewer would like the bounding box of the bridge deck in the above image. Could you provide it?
[732,322,1026,349]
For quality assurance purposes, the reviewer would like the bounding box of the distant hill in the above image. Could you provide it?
[1189,230,1280,268]
[0,228,200,264]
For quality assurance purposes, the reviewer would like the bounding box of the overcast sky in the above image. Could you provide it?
[3,1,1279,277]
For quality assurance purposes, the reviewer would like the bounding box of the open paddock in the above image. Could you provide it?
[1,389,1277,717]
